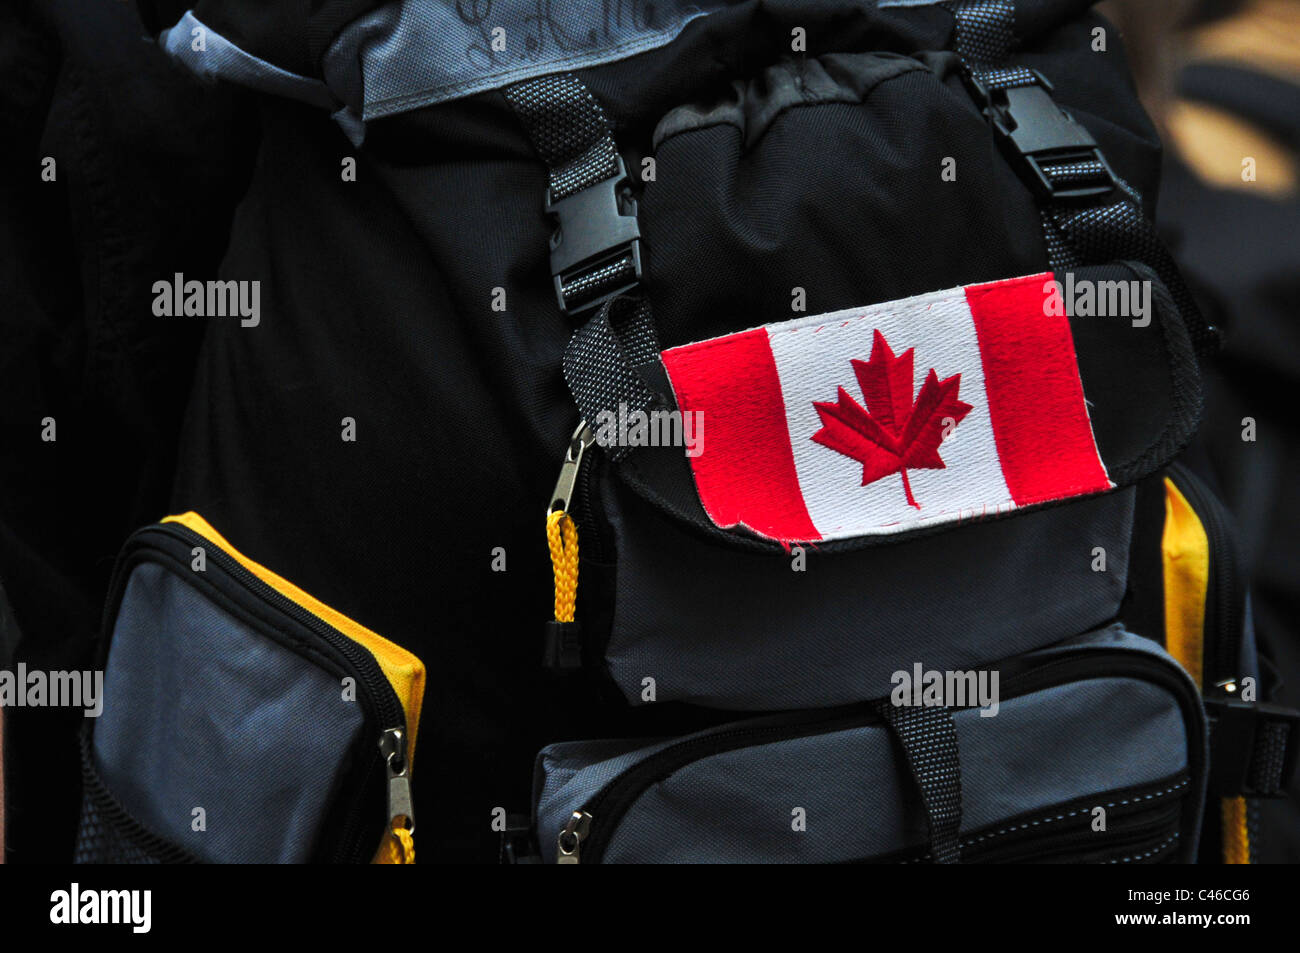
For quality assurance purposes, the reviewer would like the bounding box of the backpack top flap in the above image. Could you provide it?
[613,260,1199,551]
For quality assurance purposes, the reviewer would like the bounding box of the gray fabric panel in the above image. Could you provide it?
[161,11,337,111]
[534,736,676,826]
[323,0,723,122]
[535,637,1191,862]
[955,674,1189,833]
[601,725,910,863]
[93,563,367,863]
[604,479,1136,709]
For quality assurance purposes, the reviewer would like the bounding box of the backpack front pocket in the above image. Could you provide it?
[74,512,425,864]
[533,628,1205,864]
[548,261,1200,710]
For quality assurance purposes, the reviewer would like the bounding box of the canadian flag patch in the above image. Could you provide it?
[659,273,1112,543]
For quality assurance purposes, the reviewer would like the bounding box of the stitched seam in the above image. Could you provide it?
[1109,832,1181,864]
[960,778,1189,849]
[898,777,1190,863]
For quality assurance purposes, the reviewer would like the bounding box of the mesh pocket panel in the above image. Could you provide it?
[73,733,199,865]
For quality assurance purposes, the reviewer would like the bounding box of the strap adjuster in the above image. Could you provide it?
[546,156,643,315]
[1205,696,1300,798]
[966,69,1119,202]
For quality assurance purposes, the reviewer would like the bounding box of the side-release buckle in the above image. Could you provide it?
[546,156,643,315]
[966,69,1119,202]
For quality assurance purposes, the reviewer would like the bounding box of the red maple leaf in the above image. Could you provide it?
[811,330,972,509]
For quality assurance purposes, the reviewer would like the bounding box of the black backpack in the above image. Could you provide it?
[13,0,1300,863]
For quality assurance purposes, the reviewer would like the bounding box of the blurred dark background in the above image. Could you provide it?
[1100,0,1300,860]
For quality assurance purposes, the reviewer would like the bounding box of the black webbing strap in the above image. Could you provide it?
[505,72,665,445]
[942,0,1219,360]
[503,74,644,315]
[562,296,666,461]
[502,73,619,200]
[874,702,964,863]
[1206,698,1300,798]
[559,299,665,460]
[945,0,1014,61]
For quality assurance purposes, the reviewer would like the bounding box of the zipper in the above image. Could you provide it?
[380,727,415,842]
[556,810,593,863]
[885,793,1184,864]
[549,421,605,563]
[1166,462,1247,690]
[102,522,410,863]
[960,793,1183,864]
[548,422,596,519]
[557,646,1204,864]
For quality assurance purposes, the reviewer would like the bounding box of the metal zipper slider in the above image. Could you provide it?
[379,727,414,838]
[556,810,593,864]
[549,423,596,518]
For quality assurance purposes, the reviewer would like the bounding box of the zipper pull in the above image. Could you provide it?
[549,422,596,518]
[379,727,415,857]
[545,422,591,671]
[557,810,592,864]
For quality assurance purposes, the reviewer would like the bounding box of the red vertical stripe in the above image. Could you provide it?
[661,328,821,542]
[966,273,1110,506]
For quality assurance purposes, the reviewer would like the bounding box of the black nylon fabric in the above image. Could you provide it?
[165,95,710,861]
[0,0,1192,863]
[0,0,256,863]
[160,1,1173,861]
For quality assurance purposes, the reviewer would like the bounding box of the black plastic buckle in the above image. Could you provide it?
[966,69,1119,202]
[1205,696,1300,798]
[546,156,643,315]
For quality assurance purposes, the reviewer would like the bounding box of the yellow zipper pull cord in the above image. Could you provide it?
[547,423,593,626]
[393,826,416,864]
[547,509,579,623]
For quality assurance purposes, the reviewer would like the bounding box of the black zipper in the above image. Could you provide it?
[958,791,1184,864]
[570,447,606,563]
[879,793,1184,864]
[559,646,1205,864]
[100,522,406,863]
[1166,462,1247,688]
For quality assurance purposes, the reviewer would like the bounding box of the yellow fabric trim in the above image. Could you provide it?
[161,512,426,866]
[1161,479,1209,689]
[1161,481,1253,865]
[1222,797,1251,864]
